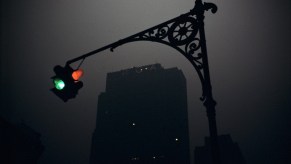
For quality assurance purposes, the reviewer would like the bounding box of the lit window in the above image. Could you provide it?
[135,68,142,73]
[132,123,136,126]
[131,157,139,160]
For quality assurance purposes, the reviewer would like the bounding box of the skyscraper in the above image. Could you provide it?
[0,117,44,164]
[90,63,190,164]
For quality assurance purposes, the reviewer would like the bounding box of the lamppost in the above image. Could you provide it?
[51,0,220,163]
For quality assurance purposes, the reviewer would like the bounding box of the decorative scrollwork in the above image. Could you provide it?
[155,26,170,39]
[186,38,201,56]
[140,30,155,39]
[138,25,170,40]
[168,17,198,46]
[203,2,218,13]
[185,38,203,69]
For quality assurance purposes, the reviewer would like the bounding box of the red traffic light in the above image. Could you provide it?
[72,69,84,81]
[51,65,84,102]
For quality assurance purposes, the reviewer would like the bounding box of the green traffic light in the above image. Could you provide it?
[53,78,65,90]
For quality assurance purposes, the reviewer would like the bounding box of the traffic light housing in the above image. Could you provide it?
[50,65,83,102]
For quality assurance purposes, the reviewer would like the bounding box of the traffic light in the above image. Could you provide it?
[50,65,83,102]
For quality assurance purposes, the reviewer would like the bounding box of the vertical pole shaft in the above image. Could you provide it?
[196,0,221,163]
[200,28,221,164]
[204,97,221,164]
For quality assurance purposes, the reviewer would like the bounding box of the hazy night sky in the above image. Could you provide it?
[1,0,290,164]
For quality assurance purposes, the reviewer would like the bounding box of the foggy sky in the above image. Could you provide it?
[1,0,290,164]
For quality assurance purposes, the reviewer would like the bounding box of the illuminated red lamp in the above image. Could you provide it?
[72,69,84,81]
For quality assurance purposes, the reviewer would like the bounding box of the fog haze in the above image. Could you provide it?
[1,0,290,163]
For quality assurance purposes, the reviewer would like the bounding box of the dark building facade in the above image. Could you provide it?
[90,64,190,164]
[0,117,44,164]
[194,134,246,164]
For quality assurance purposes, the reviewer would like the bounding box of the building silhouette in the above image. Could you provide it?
[194,134,246,164]
[0,117,44,164]
[90,64,190,164]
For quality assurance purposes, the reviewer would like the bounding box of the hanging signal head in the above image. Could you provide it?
[50,65,83,102]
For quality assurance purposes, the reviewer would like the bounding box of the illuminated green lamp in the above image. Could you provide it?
[53,78,65,90]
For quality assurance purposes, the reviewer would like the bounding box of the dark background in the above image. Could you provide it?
[1,0,290,163]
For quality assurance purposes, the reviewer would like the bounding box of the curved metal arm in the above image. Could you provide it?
[66,0,217,84]
[66,1,218,96]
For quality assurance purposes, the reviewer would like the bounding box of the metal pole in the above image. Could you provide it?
[196,0,221,163]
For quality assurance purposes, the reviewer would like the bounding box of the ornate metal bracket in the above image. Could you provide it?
[65,1,220,163]
[66,0,217,101]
